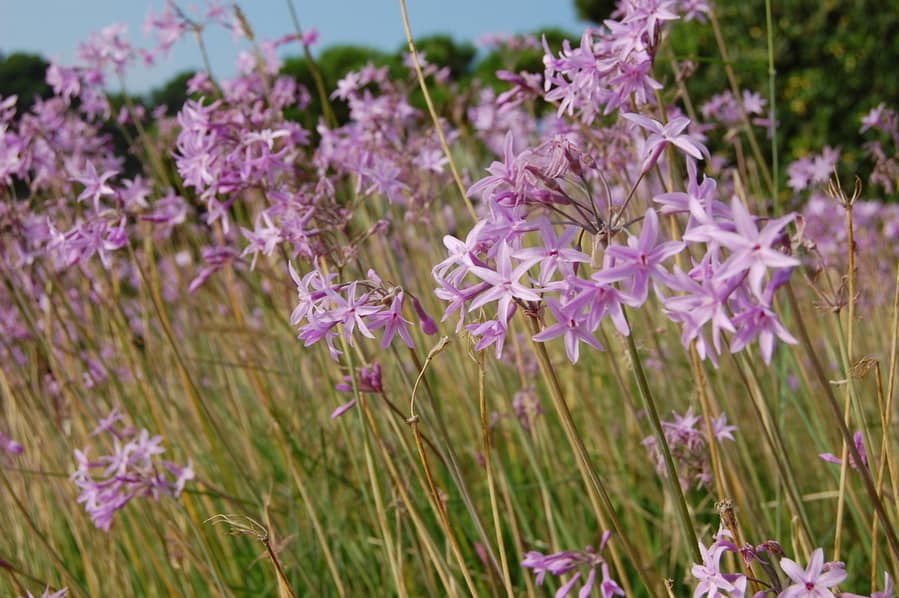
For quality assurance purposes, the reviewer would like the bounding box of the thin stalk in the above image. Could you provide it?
[732,350,813,554]
[477,350,515,598]
[339,339,399,598]
[525,316,655,595]
[707,7,775,203]
[871,363,899,581]
[764,0,780,211]
[786,284,899,561]
[622,312,701,563]
[357,389,459,596]
[888,266,899,524]
[285,0,337,129]
[398,0,476,220]
[408,337,480,597]
[689,344,729,502]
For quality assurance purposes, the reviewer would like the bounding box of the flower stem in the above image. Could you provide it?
[786,284,899,562]
[525,315,657,594]
[477,350,516,598]
[764,0,780,213]
[398,0,476,221]
[621,311,701,563]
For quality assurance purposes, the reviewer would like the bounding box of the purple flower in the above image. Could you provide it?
[368,293,415,349]
[514,220,590,286]
[71,161,117,210]
[594,208,684,304]
[779,548,847,598]
[819,431,868,471]
[466,318,510,359]
[0,430,24,456]
[622,112,709,173]
[692,538,747,598]
[521,532,622,598]
[566,272,633,337]
[687,197,799,300]
[46,63,81,104]
[532,298,604,364]
[72,411,194,531]
[240,212,282,269]
[644,407,736,490]
[468,240,542,324]
[729,294,798,365]
[323,282,382,342]
[332,363,384,418]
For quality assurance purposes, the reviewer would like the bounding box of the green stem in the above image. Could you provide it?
[285,0,337,129]
[786,284,899,561]
[525,316,657,594]
[764,0,780,213]
[622,311,701,563]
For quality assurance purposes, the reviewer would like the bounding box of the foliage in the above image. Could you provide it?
[0,52,51,112]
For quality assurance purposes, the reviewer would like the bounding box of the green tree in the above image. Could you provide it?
[573,0,617,23]
[282,45,402,128]
[149,70,196,116]
[411,34,476,79]
[575,0,899,172]
[0,52,51,112]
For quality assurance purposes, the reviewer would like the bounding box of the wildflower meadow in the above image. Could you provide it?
[2,0,899,596]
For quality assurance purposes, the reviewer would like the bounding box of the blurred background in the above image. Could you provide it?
[1,0,897,170]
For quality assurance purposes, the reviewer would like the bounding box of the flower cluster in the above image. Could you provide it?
[522,532,624,598]
[319,60,458,219]
[290,263,436,360]
[787,146,841,193]
[435,107,798,366]
[692,526,894,598]
[72,409,194,531]
[642,407,735,489]
[174,74,313,236]
[860,102,899,193]
[542,1,710,123]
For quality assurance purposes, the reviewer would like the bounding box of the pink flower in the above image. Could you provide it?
[779,548,847,598]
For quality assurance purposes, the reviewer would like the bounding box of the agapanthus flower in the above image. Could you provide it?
[532,297,604,364]
[71,161,118,211]
[468,240,542,324]
[0,429,24,456]
[688,197,798,300]
[290,264,434,358]
[819,431,868,471]
[692,536,747,598]
[72,410,194,531]
[779,548,847,598]
[643,407,736,489]
[594,208,684,304]
[622,112,709,173]
[521,532,623,597]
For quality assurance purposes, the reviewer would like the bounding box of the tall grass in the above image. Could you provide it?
[1,1,898,596]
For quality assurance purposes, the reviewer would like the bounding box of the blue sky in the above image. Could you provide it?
[0,0,586,93]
